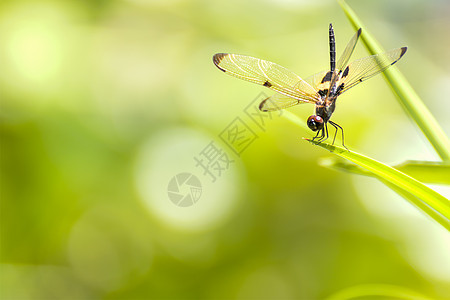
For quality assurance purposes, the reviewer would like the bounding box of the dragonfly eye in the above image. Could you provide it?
[307,115,324,131]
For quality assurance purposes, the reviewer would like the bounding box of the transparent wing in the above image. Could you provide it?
[336,28,362,73]
[213,53,319,104]
[259,93,308,112]
[338,47,407,94]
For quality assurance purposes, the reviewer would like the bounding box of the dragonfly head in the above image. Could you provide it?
[307,115,324,131]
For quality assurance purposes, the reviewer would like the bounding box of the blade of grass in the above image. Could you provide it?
[319,158,450,184]
[305,138,450,227]
[338,0,450,161]
[379,179,450,231]
[395,161,450,184]
[319,157,450,230]
[282,110,450,227]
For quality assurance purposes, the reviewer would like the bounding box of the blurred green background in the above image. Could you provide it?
[1,0,449,299]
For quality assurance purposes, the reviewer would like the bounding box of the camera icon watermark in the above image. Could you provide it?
[167,173,202,207]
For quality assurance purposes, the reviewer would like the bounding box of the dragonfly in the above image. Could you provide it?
[212,24,407,148]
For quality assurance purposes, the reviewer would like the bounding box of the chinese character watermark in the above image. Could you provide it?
[194,141,235,182]
[219,117,258,156]
[168,92,284,205]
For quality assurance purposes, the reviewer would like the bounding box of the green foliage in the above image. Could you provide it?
[320,159,450,185]
[309,139,450,231]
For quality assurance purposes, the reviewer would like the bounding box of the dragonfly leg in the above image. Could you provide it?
[329,120,348,150]
[315,122,328,143]
[328,121,338,145]
[312,130,321,141]
[312,127,324,142]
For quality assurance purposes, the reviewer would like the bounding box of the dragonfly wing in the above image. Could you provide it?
[338,47,407,94]
[213,53,319,104]
[335,28,362,73]
[259,93,308,112]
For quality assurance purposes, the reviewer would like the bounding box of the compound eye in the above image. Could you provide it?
[307,115,324,131]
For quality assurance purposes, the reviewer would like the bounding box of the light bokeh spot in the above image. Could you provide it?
[134,127,242,232]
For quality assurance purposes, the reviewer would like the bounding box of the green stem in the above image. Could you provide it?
[338,0,450,161]
[282,109,450,230]
[308,138,450,219]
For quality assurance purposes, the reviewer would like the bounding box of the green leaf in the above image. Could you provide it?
[379,179,450,231]
[320,158,450,184]
[395,161,450,184]
[338,0,450,161]
[319,158,450,230]
[305,137,450,230]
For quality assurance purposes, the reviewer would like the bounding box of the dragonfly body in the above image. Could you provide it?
[308,83,338,136]
[213,24,407,147]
